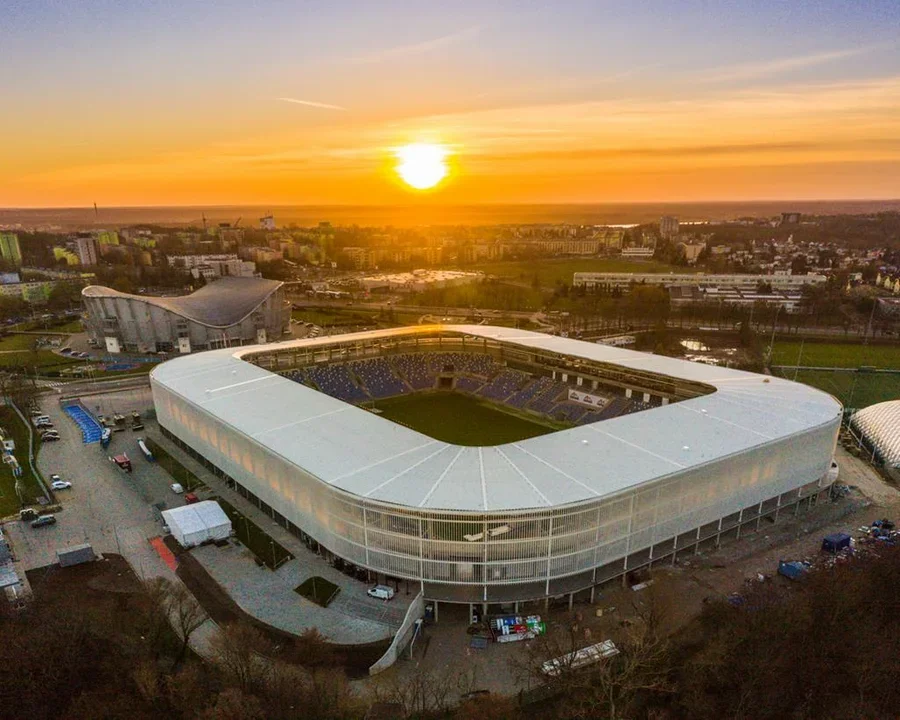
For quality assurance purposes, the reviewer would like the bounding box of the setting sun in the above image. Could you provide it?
[395,143,448,190]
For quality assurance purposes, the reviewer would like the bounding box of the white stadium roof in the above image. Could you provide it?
[151,325,842,512]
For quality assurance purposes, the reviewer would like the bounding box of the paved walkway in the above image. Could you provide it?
[147,425,413,633]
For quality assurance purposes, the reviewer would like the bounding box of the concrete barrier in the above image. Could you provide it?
[369,591,424,676]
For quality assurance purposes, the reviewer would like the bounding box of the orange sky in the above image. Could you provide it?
[4,3,900,206]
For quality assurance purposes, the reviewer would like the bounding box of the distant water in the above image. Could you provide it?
[2,200,898,230]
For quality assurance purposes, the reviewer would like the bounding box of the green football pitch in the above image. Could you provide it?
[773,368,900,410]
[371,392,559,446]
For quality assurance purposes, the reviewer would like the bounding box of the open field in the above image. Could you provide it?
[292,308,378,327]
[372,391,557,445]
[771,341,900,369]
[0,405,45,515]
[773,368,900,409]
[471,257,677,287]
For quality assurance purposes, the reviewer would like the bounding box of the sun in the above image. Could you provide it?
[395,143,448,190]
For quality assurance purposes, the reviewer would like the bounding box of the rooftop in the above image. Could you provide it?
[151,325,842,513]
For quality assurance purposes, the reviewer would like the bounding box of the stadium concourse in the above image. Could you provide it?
[150,325,842,612]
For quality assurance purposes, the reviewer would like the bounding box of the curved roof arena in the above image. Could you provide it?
[82,277,283,328]
[851,400,900,468]
[150,325,842,513]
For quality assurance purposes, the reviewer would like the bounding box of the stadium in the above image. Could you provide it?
[150,325,842,608]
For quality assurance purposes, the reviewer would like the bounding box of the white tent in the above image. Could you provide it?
[161,501,232,548]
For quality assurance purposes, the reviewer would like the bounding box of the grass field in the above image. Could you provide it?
[471,257,677,287]
[294,576,340,607]
[372,392,557,445]
[217,497,293,570]
[0,405,45,516]
[771,341,900,369]
[774,368,900,410]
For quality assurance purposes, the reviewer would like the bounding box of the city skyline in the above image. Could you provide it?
[3,0,900,207]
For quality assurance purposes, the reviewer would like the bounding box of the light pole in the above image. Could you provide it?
[766,305,783,367]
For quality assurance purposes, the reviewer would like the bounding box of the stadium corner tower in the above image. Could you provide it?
[151,325,841,606]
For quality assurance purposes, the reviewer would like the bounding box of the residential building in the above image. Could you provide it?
[659,216,679,240]
[259,214,276,231]
[74,235,98,266]
[573,271,827,292]
[0,232,22,266]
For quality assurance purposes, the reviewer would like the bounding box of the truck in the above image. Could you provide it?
[100,427,111,448]
[110,453,132,472]
[137,438,154,462]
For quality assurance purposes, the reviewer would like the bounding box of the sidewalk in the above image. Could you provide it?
[147,424,412,638]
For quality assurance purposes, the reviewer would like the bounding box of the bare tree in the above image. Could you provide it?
[209,622,274,694]
[164,580,207,667]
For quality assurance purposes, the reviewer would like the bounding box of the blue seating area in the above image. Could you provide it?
[550,402,588,423]
[306,364,369,404]
[352,358,408,399]
[63,404,103,443]
[430,352,494,377]
[281,350,654,426]
[454,376,484,393]
[478,369,527,402]
[507,376,556,409]
[393,353,435,390]
[528,384,567,414]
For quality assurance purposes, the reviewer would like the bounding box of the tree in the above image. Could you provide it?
[209,622,274,694]
[164,580,208,668]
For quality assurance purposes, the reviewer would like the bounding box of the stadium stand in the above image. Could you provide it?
[282,350,650,426]
[306,364,369,403]
[393,353,434,390]
[454,376,485,393]
[507,376,556,409]
[351,358,408,399]
[478,369,528,402]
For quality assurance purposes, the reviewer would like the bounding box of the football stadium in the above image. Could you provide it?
[150,325,842,607]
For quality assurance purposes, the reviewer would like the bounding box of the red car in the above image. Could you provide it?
[183,492,199,504]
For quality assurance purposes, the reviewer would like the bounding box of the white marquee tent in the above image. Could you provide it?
[161,501,232,548]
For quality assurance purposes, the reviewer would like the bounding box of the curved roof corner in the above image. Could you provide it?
[82,277,283,328]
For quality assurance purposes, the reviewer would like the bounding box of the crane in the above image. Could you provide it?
[233,216,242,228]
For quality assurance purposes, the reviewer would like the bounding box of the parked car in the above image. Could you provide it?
[50,479,72,490]
[30,515,57,528]
[183,492,199,504]
[367,585,395,601]
[170,483,184,494]
[40,434,60,442]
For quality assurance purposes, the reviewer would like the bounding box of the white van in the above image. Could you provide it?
[367,585,395,601]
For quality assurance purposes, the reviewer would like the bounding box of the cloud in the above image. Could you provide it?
[276,97,346,111]
[346,25,481,65]
[699,46,873,83]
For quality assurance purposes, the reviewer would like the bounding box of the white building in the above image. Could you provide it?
[573,271,827,292]
[259,214,276,231]
[168,254,256,279]
[151,325,840,607]
[74,236,98,266]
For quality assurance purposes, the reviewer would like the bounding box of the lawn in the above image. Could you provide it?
[292,308,378,327]
[774,368,900,410]
[294,576,340,607]
[471,257,677,288]
[371,391,558,445]
[144,437,203,491]
[0,405,46,516]
[217,497,294,570]
[771,341,900,369]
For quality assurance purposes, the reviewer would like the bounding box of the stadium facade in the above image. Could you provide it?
[82,277,289,354]
[151,326,841,607]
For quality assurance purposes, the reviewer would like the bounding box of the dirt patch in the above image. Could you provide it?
[165,536,389,677]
